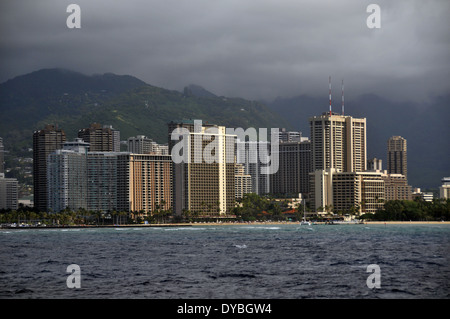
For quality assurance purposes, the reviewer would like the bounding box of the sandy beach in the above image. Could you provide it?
[362,221,450,225]
[2,220,449,230]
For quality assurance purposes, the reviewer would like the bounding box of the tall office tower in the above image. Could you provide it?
[33,124,66,212]
[236,140,271,195]
[235,163,252,199]
[0,137,4,174]
[235,140,270,195]
[0,174,18,210]
[77,123,120,152]
[87,152,119,212]
[387,136,407,178]
[105,125,121,152]
[128,135,154,154]
[270,140,312,195]
[168,120,236,216]
[309,113,367,173]
[116,153,173,214]
[47,139,89,213]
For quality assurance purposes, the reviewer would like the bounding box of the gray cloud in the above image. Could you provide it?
[1,0,449,102]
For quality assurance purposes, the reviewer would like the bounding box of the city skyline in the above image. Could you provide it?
[16,111,427,215]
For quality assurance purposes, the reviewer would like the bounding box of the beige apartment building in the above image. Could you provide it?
[117,153,173,214]
[168,120,236,216]
[333,171,385,214]
[310,169,385,215]
[309,113,370,214]
[310,113,366,173]
[381,173,412,201]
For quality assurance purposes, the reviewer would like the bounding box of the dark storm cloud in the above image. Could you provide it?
[1,0,449,101]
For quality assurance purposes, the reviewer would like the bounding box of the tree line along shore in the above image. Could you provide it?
[1,194,449,227]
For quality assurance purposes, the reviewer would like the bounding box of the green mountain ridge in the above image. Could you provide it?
[0,68,291,155]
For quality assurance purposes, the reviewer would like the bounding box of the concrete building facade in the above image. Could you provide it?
[0,174,18,210]
[46,139,89,213]
[168,120,236,216]
[310,113,367,173]
[387,136,407,178]
[78,123,120,152]
[33,124,66,212]
[270,140,311,195]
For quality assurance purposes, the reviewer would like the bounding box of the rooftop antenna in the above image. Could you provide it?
[341,79,344,116]
[329,76,332,116]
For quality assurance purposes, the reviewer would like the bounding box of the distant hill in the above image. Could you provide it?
[0,68,291,155]
[183,84,218,98]
[268,93,450,188]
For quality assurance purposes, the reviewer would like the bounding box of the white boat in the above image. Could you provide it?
[300,198,311,225]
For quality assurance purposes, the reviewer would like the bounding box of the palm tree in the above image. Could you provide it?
[216,201,221,216]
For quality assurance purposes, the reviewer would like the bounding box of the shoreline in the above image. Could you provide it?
[2,220,450,230]
[362,221,450,225]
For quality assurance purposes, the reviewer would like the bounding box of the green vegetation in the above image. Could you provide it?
[3,197,449,226]
[232,193,303,222]
[360,199,450,221]
[0,205,133,226]
[0,69,291,155]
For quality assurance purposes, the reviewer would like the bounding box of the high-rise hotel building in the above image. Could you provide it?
[78,123,120,152]
[309,113,377,214]
[235,140,271,196]
[47,147,172,214]
[270,139,312,195]
[87,152,120,212]
[387,136,407,178]
[33,124,66,212]
[47,139,89,213]
[168,120,236,216]
[116,153,172,213]
[310,113,366,173]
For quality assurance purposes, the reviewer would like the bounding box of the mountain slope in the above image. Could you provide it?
[0,69,291,155]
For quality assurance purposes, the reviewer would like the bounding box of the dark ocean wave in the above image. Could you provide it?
[1,224,449,299]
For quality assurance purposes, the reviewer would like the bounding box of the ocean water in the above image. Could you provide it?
[0,224,449,299]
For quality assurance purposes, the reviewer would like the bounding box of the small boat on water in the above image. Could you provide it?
[299,198,311,226]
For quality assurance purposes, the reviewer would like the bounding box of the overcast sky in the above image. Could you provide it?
[1,0,449,102]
